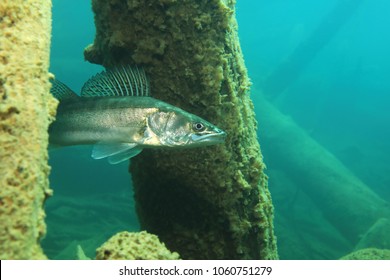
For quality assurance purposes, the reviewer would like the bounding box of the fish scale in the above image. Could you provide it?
[49,66,226,164]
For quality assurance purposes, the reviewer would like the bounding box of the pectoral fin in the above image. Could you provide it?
[107,147,143,164]
[91,142,143,164]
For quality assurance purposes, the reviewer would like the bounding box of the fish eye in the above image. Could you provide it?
[192,122,206,132]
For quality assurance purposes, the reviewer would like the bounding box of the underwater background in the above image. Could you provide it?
[43,0,390,259]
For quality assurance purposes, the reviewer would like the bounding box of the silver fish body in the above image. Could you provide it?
[50,95,225,148]
[49,66,226,164]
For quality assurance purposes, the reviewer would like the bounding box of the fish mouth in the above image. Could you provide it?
[191,130,227,145]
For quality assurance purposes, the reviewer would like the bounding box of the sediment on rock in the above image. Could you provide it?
[86,0,277,259]
[96,231,180,260]
[0,0,56,259]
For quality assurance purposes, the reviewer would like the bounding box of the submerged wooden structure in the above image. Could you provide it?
[85,0,278,259]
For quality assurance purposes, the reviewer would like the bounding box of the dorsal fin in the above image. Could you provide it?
[50,78,78,100]
[80,65,150,98]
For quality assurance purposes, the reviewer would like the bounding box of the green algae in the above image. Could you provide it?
[340,248,390,260]
[85,0,277,259]
[96,231,180,260]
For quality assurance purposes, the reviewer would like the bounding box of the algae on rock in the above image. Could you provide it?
[340,248,390,260]
[86,0,277,259]
[0,0,56,259]
[96,231,180,260]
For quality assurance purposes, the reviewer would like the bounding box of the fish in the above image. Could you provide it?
[49,66,226,164]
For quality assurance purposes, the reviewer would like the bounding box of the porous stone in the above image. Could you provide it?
[0,0,57,259]
[86,0,277,259]
[96,231,180,260]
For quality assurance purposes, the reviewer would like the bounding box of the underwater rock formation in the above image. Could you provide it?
[0,0,56,259]
[254,94,390,245]
[85,0,277,259]
[340,248,390,260]
[355,218,390,251]
[96,231,180,260]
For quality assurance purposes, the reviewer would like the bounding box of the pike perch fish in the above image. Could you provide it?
[49,66,226,164]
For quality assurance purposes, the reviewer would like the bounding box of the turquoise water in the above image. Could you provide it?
[43,0,390,259]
